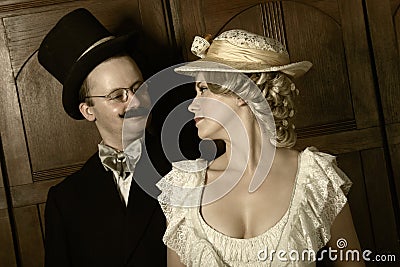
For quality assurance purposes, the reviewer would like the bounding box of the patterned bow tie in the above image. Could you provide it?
[98,138,142,179]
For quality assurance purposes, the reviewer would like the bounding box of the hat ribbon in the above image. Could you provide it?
[77,36,116,62]
[204,39,290,67]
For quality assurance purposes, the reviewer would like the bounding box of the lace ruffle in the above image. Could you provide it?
[157,147,352,266]
[278,147,352,264]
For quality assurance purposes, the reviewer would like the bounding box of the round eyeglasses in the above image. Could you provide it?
[85,83,147,103]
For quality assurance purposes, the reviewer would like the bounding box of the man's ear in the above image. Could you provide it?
[236,97,247,107]
[79,102,96,121]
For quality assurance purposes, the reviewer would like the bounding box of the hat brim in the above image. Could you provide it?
[174,58,312,78]
[63,32,137,120]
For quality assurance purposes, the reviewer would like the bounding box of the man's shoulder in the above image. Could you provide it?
[51,152,103,193]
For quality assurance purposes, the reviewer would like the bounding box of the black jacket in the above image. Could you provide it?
[44,148,168,267]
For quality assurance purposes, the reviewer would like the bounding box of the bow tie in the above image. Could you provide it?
[98,138,142,179]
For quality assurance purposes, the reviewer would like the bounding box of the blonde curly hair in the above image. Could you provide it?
[207,72,298,148]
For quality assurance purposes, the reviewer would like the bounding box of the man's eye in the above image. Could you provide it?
[109,91,126,101]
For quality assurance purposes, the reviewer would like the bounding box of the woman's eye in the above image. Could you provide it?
[199,87,208,94]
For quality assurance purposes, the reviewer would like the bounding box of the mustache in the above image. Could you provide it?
[120,107,150,118]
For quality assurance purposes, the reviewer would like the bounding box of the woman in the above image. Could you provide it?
[157,29,364,266]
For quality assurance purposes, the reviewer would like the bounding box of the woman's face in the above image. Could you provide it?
[188,81,240,140]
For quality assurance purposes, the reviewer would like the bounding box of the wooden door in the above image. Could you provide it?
[169,0,400,264]
[0,0,174,266]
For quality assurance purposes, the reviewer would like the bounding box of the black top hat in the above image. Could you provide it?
[38,8,137,120]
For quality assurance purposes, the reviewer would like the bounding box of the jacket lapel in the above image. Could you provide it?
[124,147,163,262]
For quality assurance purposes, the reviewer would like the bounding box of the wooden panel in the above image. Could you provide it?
[0,209,17,267]
[11,179,62,208]
[0,0,75,13]
[387,122,400,145]
[39,203,46,238]
[389,143,400,215]
[219,4,265,42]
[14,205,44,267]
[361,148,400,255]
[283,1,354,129]
[17,55,100,172]
[136,0,177,75]
[295,127,383,154]
[4,0,141,76]
[337,0,380,128]
[365,0,400,124]
[336,152,375,252]
[0,190,6,210]
[394,1,400,53]
[0,157,7,210]
[0,22,31,186]
[171,0,342,60]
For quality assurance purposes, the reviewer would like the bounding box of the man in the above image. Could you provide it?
[38,8,167,267]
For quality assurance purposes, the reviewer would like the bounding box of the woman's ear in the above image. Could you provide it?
[79,102,96,121]
[236,97,247,107]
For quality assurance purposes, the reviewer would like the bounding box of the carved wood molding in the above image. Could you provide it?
[297,119,357,139]
[261,1,286,46]
[0,190,7,210]
[0,0,74,13]
[11,178,62,207]
[32,163,85,182]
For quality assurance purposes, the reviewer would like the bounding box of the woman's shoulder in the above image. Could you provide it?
[298,146,352,193]
[283,146,353,252]
[156,158,207,209]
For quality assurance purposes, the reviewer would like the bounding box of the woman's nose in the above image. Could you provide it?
[188,98,200,113]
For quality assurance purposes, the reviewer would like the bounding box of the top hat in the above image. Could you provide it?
[175,29,312,78]
[38,8,137,119]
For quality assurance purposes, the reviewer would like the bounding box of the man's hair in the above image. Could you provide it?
[79,77,93,106]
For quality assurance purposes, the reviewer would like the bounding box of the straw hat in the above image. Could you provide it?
[175,29,312,77]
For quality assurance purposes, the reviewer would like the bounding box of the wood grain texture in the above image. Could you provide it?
[218,4,265,43]
[336,152,376,253]
[337,0,380,129]
[14,205,44,267]
[386,122,400,145]
[17,54,101,172]
[393,1,400,56]
[0,209,17,267]
[262,1,285,46]
[361,148,400,255]
[283,1,354,128]
[32,162,85,182]
[0,0,75,13]
[295,127,383,154]
[39,203,45,238]
[389,143,400,213]
[136,0,178,74]
[296,120,356,138]
[11,178,62,208]
[365,0,400,124]
[0,158,6,210]
[0,21,32,186]
[4,0,140,77]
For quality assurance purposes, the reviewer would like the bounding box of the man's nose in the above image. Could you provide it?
[127,90,141,108]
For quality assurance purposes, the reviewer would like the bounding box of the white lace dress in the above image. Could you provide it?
[156,147,352,266]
